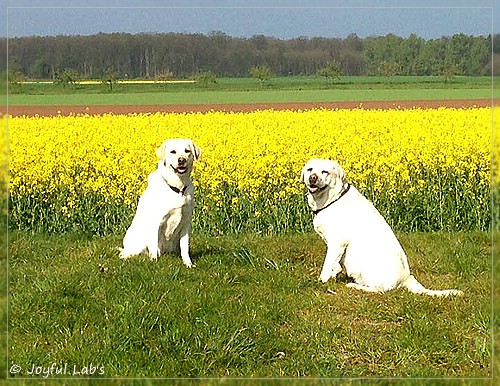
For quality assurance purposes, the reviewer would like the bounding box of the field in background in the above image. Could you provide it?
[3,76,497,106]
[6,88,495,107]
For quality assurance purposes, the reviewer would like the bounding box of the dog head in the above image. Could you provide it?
[301,159,348,211]
[301,159,345,193]
[156,138,201,178]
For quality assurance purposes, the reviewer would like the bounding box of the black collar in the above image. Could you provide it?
[160,167,188,195]
[312,184,350,215]
[168,184,187,195]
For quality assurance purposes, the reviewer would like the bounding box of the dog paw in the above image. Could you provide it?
[183,260,193,268]
[147,248,160,261]
[118,248,131,260]
[319,274,330,283]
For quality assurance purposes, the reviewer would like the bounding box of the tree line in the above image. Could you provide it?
[1,31,498,81]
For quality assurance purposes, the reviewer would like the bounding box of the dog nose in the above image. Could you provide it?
[309,174,318,184]
[178,157,187,166]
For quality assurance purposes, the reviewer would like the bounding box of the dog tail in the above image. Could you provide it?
[403,275,464,297]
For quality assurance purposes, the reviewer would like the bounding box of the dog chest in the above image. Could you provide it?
[162,207,183,230]
[160,204,190,239]
[313,215,341,244]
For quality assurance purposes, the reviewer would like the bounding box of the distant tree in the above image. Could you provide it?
[494,35,500,54]
[491,53,500,76]
[7,70,25,85]
[101,70,118,91]
[364,34,403,76]
[194,70,217,86]
[55,69,79,87]
[442,61,459,84]
[5,70,24,93]
[249,64,273,87]
[400,33,425,75]
[316,60,342,85]
[378,60,400,77]
[3,32,495,79]
[155,69,175,81]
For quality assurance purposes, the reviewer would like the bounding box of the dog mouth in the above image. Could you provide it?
[308,184,320,193]
[172,165,188,174]
[308,183,328,194]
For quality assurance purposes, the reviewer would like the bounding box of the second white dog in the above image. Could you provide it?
[301,158,463,297]
[120,138,201,267]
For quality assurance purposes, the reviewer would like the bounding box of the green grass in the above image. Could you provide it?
[3,76,496,106]
[4,88,494,107]
[6,231,493,380]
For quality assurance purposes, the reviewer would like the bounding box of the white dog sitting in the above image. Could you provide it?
[120,138,201,267]
[301,158,463,297]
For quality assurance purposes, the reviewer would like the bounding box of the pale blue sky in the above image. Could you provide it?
[2,0,498,39]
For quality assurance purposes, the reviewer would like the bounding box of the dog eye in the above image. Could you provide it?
[185,149,191,153]
[321,170,329,174]
[307,168,312,172]
[170,150,176,154]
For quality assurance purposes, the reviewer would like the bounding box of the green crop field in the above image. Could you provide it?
[2,75,497,106]
[4,88,494,107]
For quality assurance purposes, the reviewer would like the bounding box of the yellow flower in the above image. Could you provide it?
[6,107,494,231]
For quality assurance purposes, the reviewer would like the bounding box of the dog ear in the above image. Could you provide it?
[191,141,202,160]
[156,142,166,159]
[330,161,346,186]
[300,164,309,185]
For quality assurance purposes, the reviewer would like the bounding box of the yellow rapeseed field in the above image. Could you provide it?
[5,107,496,234]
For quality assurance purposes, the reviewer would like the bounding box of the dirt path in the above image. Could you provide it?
[1,99,496,117]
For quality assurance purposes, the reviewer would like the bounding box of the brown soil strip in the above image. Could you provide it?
[1,99,496,117]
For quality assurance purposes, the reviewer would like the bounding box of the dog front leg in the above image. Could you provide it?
[147,242,160,261]
[146,222,162,261]
[320,244,345,283]
[179,226,193,268]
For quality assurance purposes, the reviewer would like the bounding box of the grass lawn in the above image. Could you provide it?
[5,231,494,381]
